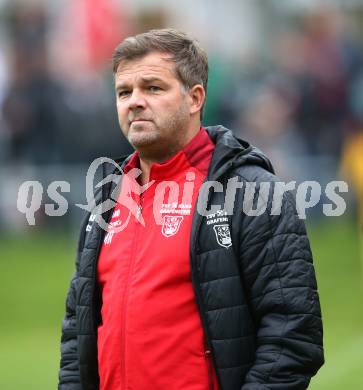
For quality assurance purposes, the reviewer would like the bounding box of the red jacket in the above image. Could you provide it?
[97,128,219,389]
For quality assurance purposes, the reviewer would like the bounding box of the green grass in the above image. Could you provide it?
[0,218,362,389]
[307,218,363,390]
[0,231,76,390]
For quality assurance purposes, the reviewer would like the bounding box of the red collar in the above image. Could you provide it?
[123,127,215,180]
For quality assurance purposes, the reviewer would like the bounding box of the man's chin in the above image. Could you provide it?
[128,134,159,149]
[129,121,154,132]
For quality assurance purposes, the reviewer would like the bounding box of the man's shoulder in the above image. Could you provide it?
[228,163,279,184]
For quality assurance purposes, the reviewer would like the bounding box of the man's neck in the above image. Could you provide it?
[138,158,154,185]
[138,151,175,185]
[137,124,201,185]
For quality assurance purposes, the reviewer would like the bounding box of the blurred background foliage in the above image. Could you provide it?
[0,0,362,389]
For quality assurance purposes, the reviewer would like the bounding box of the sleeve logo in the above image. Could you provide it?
[213,224,232,248]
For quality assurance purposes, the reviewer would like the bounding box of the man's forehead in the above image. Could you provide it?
[115,53,176,79]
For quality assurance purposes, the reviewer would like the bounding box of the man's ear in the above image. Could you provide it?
[188,84,205,116]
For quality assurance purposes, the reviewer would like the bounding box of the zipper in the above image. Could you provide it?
[90,159,130,331]
[205,349,215,390]
[190,200,213,348]
[190,211,218,385]
[136,205,142,219]
[189,175,221,389]
[136,193,144,219]
[120,192,144,388]
[91,181,115,332]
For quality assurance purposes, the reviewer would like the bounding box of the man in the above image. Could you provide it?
[58,29,324,390]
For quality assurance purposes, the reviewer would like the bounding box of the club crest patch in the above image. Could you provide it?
[213,224,232,248]
[162,215,184,238]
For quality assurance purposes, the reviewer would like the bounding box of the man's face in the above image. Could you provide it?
[115,51,194,160]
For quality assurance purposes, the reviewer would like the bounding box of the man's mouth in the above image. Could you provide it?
[130,119,152,125]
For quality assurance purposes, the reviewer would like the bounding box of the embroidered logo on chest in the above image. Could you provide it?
[213,224,232,248]
[162,215,184,238]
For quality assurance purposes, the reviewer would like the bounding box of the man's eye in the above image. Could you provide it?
[148,86,161,92]
[118,90,130,98]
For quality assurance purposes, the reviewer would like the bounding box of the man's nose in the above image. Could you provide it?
[128,89,146,109]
